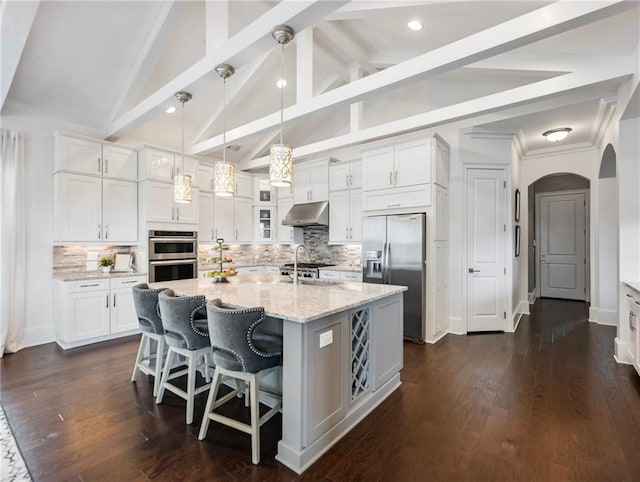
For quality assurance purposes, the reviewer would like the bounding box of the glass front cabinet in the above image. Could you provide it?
[255,206,276,242]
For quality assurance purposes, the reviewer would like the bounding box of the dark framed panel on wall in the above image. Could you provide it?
[515,225,521,257]
[515,188,521,222]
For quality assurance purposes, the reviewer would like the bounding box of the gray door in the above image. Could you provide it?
[362,216,386,284]
[387,214,425,342]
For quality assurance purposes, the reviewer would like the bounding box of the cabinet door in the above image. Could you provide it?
[144,149,175,181]
[213,196,234,241]
[330,163,350,191]
[102,145,137,180]
[293,165,311,204]
[175,190,199,224]
[254,176,276,205]
[434,242,448,335]
[371,295,403,391]
[234,197,253,242]
[256,206,275,242]
[198,164,214,192]
[278,196,294,243]
[56,136,103,175]
[395,141,430,187]
[435,185,448,241]
[54,173,102,242]
[235,172,253,198]
[349,189,363,242]
[182,156,199,182]
[102,179,138,243]
[309,162,329,202]
[329,191,350,243]
[145,182,174,222]
[349,161,362,190]
[110,287,139,334]
[199,191,214,242]
[362,146,394,191]
[434,141,449,188]
[278,184,294,199]
[67,290,110,341]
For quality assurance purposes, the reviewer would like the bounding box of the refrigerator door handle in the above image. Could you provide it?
[381,240,388,284]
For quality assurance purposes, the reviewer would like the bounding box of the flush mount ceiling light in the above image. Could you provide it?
[408,20,423,31]
[165,106,176,114]
[269,24,295,188]
[213,63,236,197]
[276,78,287,89]
[173,91,192,203]
[542,127,572,142]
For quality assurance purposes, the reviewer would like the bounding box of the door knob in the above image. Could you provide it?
[468,268,480,273]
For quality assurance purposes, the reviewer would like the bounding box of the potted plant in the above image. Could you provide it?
[99,256,114,274]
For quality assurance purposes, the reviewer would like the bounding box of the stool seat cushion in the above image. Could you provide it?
[159,290,210,351]
[251,332,283,354]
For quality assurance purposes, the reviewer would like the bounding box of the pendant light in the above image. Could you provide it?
[214,63,236,197]
[269,25,295,187]
[174,91,193,203]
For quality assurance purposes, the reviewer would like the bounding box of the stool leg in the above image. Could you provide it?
[130,334,147,382]
[198,367,222,440]
[152,336,165,397]
[156,347,175,404]
[186,351,197,425]
[249,373,260,465]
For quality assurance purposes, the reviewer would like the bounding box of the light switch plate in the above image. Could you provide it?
[319,329,333,348]
[86,261,98,271]
[87,251,99,261]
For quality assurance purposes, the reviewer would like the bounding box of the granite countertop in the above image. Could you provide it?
[149,274,406,324]
[624,281,640,294]
[319,265,362,273]
[199,263,280,271]
[53,271,146,281]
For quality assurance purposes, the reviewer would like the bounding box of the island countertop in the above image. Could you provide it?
[149,274,407,323]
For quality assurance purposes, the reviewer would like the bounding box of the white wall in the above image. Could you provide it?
[1,114,102,347]
[518,148,602,321]
[597,176,619,325]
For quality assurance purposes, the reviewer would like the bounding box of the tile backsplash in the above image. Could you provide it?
[199,226,362,267]
[53,245,135,273]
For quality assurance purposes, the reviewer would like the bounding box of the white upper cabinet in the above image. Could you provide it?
[213,196,234,241]
[198,164,214,192]
[235,171,253,198]
[330,161,362,191]
[254,176,277,205]
[138,147,198,183]
[329,160,362,244]
[212,196,252,243]
[234,197,253,242]
[293,159,329,204]
[143,181,199,224]
[54,134,137,181]
[199,191,214,242]
[277,196,302,244]
[394,141,430,187]
[435,141,449,188]
[102,179,137,242]
[362,146,394,191]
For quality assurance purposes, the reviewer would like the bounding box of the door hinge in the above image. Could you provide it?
[503,311,506,319]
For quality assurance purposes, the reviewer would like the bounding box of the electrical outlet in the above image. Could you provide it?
[86,261,98,271]
[319,330,333,348]
[87,251,99,261]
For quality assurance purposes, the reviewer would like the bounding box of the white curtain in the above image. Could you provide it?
[0,129,26,356]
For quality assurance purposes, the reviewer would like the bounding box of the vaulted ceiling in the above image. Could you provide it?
[2,0,639,169]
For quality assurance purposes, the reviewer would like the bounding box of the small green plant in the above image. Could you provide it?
[98,256,114,268]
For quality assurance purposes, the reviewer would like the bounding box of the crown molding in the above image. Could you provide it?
[589,96,617,148]
[520,142,597,161]
[461,127,518,139]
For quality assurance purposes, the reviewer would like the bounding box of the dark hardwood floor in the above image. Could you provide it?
[2,298,640,481]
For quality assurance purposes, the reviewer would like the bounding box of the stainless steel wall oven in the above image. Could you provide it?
[148,230,198,282]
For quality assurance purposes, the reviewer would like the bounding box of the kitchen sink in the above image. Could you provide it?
[280,278,343,286]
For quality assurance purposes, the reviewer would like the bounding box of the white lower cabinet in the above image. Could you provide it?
[54,275,145,349]
[319,270,363,282]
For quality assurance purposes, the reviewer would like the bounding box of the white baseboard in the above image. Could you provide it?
[589,307,618,326]
[614,337,632,365]
[509,300,529,333]
[23,325,55,348]
[448,316,464,335]
[528,291,537,304]
[425,331,448,344]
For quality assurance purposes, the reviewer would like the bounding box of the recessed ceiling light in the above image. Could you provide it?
[542,127,572,142]
[165,106,176,114]
[276,79,287,89]
[408,20,423,31]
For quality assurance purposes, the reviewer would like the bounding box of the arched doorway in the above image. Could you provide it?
[528,173,591,300]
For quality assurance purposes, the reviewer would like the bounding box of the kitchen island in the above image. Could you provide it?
[150,274,406,473]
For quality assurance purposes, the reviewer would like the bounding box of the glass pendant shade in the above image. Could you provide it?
[269,144,293,187]
[174,173,192,203]
[214,161,235,197]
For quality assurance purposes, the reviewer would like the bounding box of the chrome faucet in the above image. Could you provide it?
[293,244,308,285]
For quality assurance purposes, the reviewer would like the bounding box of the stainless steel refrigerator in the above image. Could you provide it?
[362,214,426,343]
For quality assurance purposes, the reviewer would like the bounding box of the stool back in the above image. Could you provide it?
[158,290,209,350]
[206,301,281,374]
[132,283,166,335]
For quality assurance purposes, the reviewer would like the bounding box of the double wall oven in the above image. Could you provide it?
[148,230,198,282]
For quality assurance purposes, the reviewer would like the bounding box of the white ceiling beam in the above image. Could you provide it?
[328,1,439,21]
[193,0,632,155]
[315,21,376,74]
[206,0,229,53]
[236,62,634,170]
[192,49,275,144]
[239,128,280,164]
[107,0,349,138]
[296,28,314,102]
[314,73,343,97]
[369,50,423,69]
[0,0,40,111]
[104,0,180,134]
[468,53,633,73]
[350,66,363,132]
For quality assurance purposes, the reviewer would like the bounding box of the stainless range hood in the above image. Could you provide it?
[282,201,329,227]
